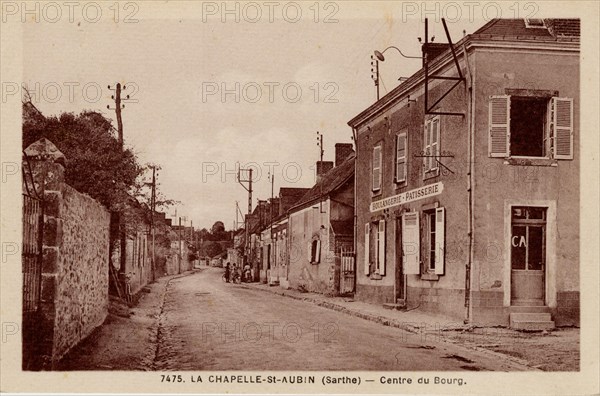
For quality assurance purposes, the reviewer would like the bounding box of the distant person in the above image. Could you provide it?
[224,262,231,283]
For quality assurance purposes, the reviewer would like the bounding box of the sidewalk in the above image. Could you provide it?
[57,270,198,370]
[241,282,580,371]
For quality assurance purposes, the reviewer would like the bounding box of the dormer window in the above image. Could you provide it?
[525,19,546,29]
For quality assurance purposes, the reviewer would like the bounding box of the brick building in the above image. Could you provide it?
[348,19,579,328]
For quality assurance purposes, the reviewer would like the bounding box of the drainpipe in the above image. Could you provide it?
[463,41,475,323]
[351,126,358,293]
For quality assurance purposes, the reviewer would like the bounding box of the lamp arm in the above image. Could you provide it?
[381,46,422,59]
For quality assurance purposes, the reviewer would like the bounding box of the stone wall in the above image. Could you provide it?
[24,139,110,369]
[52,184,110,360]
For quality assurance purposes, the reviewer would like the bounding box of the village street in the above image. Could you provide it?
[59,268,545,372]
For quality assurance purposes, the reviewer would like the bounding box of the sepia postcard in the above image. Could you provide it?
[1,1,599,395]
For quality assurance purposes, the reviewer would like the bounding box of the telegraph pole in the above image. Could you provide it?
[237,168,254,266]
[178,217,182,274]
[150,166,156,281]
[107,83,130,147]
[317,131,325,213]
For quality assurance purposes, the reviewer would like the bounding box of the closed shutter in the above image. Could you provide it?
[378,220,386,275]
[364,224,370,275]
[434,207,445,275]
[489,95,510,157]
[396,133,407,182]
[552,97,574,160]
[402,212,420,274]
[372,145,382,191]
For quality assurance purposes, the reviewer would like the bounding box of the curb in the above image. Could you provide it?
[240,283,539,371]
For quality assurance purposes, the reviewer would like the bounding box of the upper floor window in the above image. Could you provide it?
[395,131,407,184]
[423,117,440,175]
[372,144,382,192]
[489,95,573,159]
[524,19,546,29]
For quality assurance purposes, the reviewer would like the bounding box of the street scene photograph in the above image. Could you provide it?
[2,1,599,395]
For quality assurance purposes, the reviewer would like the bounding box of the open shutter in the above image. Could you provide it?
[489,95,510,157]
[402,212,420,274]
[308,242,312,262]
[434,207,445,275]
[378,220,386,275]
[315,240,321,264]
[552,97,574,160]
[372,146,382,191]
[364,224,370,275]
[431,118,439,170]
[423,123,430,171]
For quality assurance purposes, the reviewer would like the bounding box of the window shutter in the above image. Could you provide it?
[372,146,382,191]
[378,220,386,275]
[424,123,430,171]
[489,95,510,157]
[552,97,574,160]
[308,242,312,262]
[434,207,445,275]
[396,133,407,182]
[402,213,420,274]
[315,240,321,264]
[431,118,439,170]
[364,224,370,275]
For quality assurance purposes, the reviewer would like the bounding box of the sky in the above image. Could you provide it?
[22,1,486,230]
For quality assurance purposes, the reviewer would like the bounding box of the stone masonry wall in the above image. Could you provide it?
[52,184,110,360]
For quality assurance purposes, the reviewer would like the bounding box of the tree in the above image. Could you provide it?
[205,241,223,258]
[22,104,142,210]
[211,221,225,234]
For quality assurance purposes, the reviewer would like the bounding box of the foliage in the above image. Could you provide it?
[205,241,224,258]
[23,104,142,209]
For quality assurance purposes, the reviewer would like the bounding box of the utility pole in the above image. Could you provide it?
[317,131,325,213]
[178,217,182,274]
[237,168,253,267]
[107,83,129,147]
[150,166,156,281]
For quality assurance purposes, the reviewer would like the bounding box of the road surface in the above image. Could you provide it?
[151,268,525,371]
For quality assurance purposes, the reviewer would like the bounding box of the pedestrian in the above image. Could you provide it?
[224,262,231,283]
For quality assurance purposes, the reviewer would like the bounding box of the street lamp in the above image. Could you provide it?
[373,46,421,61]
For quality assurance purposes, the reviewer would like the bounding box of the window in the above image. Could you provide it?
[423,207,445,275]
[363,220,386,276]
[372,145,382,191]
[309,238,321,264]
[511,207,546,271]
[395,132,407,183]
[525,19,546,28]
[489,95,573,159]
[423,117,440,174]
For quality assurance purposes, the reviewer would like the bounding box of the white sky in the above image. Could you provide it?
[22,1,486,229]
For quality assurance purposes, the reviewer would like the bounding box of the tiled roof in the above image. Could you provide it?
[289,154,355,212]
[474,19,579,40]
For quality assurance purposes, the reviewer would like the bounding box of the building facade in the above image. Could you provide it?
[348,19,579,327]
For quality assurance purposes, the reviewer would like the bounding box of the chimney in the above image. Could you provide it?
[421,43,450,67]
[316,161,334,182]
[335,143,354,166]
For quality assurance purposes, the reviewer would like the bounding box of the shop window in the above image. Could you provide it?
[363,220,386,276]
[422,207,446,275]
[511,206,546,271]
[489,95,573,159]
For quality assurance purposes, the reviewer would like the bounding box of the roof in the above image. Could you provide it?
[288,154,355,213]
[331,220,353,236]
[475,19,579,41]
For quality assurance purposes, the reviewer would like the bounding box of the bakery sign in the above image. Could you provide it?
[370,182,444,212]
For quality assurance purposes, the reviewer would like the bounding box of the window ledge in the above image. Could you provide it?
[370,273,383,280]
[504,158,558,167]
[421,273,439,281]
[423,170,440,180]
